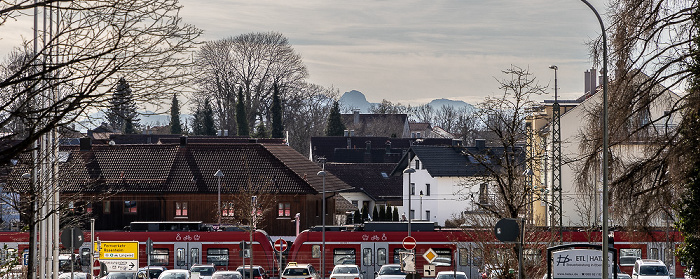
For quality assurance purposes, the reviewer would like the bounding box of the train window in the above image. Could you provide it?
[333,249,356,265]
[472,248,483,266]
[432,248,452,267]
[524,249,541,265]
[81,248,91,266]
[207,248,229,266]
[191,248,200,265]
[363,248,372,266]
[459,248,469,266]
[312,245,321,259]
[377,248,386,266]
[124,200,137,214]
[177,248,185,266]
[620,248,642,266]
[649,248,659,260]
[103,201,111,214]
[152,248,169,266]
[394,249,409,264]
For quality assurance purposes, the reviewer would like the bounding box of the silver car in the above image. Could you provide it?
[330,265,363,279]
[212,271,243,279]
[374,264,406,279]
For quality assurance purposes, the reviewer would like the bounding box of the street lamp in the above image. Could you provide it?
[403,168,416,236]
[579,1,609,278]
[214,170,224,228]
[317,157,327,279]
[419,191,423,220]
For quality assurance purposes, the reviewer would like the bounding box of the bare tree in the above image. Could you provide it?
[367,99,410,114]
[283,83,338,157]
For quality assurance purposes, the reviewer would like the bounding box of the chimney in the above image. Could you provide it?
[475,139,486,149]
[365,141,372,154]
[385,140,391,154]
[353,110,360,124]
[344,130,349,137]
[452,139,463,147]
[180,136,188,146]
[224,130,229,136]
[79,137,92,151]
[217,130,222,136]
[585,68,597,96]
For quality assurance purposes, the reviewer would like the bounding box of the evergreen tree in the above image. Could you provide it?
[379,205,386,221]
[236,87,249,136]
[361,205,369,222]
[192,98,216,135]
[372,205,379,221]
[253,121,268,138]
[326,101,345,136]
[353,209,362,224]
[106,77,140,133]
[170,94,183,134]
[271,84,284,138]
[393,207,399,221]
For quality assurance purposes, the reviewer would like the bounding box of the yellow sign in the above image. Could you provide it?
[422,248,438,263]
[99,241,139,260]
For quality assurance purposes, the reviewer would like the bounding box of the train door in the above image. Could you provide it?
[360,242,388,277]
[174,242,202,270]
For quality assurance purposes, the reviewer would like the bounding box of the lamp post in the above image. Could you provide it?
[579,1,609,278]
[317,157,327,279]
[403,168,416,236]
[214,170,224,228]
[419,191,423,220]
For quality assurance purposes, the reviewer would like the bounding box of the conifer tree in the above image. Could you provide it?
[361,205,369,222]
[236,87,249,136]
[271,84,284,138]
[372,205,379,221]
[192,98,216,135]
[325,101,345,136]
[106,77,140,133]
[379,205,386,221]
[354,209,362,224]
[170,94,183,134]
[393,207,399,221]
[253,121,268,138]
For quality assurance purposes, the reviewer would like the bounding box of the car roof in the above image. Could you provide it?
[437,271,466,275]
[286,263,313,268]
[636,259,665,266]
[333,265,359,268]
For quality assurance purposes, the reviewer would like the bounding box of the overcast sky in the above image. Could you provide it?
[1,0,609,107]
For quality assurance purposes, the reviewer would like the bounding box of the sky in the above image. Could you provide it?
[1,0,608,108]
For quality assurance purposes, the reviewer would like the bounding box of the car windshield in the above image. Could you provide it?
[148,269,164,278]
[160,272,189,279]
[237,268,262,277]
[437,274,467,279]
[107,272,137,279]
[639,265,669,276]
[333,267,359,274]
[620,257,637,265]
[213,274,242,279]
[192,266,215,276]
[283,268,310,276]
[379,266,405,275]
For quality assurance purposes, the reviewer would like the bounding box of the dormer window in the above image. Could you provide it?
[415,160,420,169]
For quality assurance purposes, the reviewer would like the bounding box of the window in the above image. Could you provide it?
[377,248,387,266]
[426,184,431,196]
[351,200,358,208]
[312,245,321,259]
[176,202,188,217]
[362,248,372,266]
[649,248,659,260]
[124,200,137,214]
[69,201,75,212]
[410,210,415,220]
[223,202,235,217]
[426,210,431,221]
[151,249,169,266]
[176,248,185,266]
[479,183,489,205]
[207,248,229,266]
[410,183,415,195]
[86,202,92,214]
[278,203,291,217]
[103,201,111,214]
[459,248,469,266]
[432,248,452,266]
[415,160,420,169]
[333,249,356,265]
[190,248,200,264]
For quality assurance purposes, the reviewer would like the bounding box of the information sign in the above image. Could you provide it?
[98,241,139,273]
[551,249,614,279]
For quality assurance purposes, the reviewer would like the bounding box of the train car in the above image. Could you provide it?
[0,228,278,275]
[288,223,686,279]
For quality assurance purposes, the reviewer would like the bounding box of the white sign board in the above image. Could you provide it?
[552,249,614,279]
[100,259,139,272]
[423,265,436,277]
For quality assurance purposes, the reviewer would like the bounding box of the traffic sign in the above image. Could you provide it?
[274,238,288,252]
[60,227,84,249]
[423,265,436,277]
[99,241,139,260]
[100,259,138,272]
[422,248,438,263]
[494,218,520,242]
[402,236,417,250]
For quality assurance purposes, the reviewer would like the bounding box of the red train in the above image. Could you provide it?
[287,223,686,279]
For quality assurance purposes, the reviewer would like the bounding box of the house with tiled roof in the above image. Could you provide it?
[390,139,523,226]
[4,138,352,235]
[309,136,455,163]
[324,163,403,222]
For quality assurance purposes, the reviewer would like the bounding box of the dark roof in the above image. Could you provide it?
[408,123,431,131]
[391,144,524,177]
[324,163,402,203]
[341,113,408,137]
[310,136,454,163]
[5,142,351,194]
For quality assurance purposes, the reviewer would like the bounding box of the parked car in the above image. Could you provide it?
[236,265,269,279]
[330,264,363,279]
[58,272,91,279]
[281,262,321,279]
[632,259,670,279]
[190,264,216,279]
[618,265,632,279]
[158,269,190,279]
[105,272,138,279]
[436,271,467,279]
[137,267,168,279]
[374,264,406,279]
[212,271,243,279]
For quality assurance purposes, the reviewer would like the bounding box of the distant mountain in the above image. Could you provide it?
[338,90,475,114]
